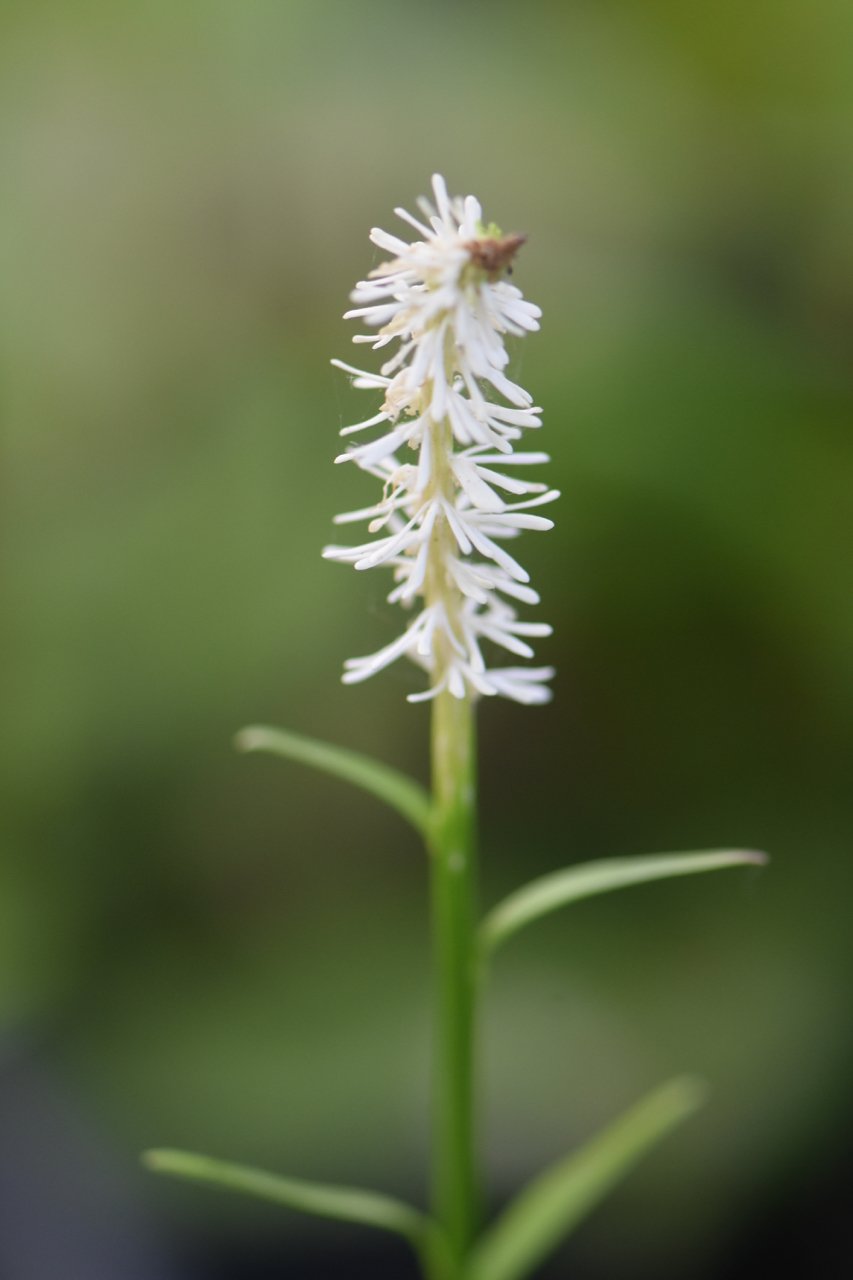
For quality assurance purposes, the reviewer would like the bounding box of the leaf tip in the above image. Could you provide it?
[234,726,265,754]
[141,1148,172,1173]
[660,1073,709,1116]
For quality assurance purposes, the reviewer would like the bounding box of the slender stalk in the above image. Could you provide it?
[429,688,479,1271]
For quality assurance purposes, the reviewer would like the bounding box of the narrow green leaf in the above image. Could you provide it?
[480,848,767,957]
[143,1148,441,1258]
[465,1076,707,1280]
[235,724,431,838]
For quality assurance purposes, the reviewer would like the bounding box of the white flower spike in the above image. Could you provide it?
[324,174,557,705]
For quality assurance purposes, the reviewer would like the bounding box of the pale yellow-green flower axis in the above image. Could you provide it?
[324,175,558,705]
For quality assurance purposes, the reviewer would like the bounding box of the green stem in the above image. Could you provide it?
[429,689,479,1272]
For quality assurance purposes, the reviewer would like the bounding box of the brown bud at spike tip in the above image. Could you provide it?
[464,234,527,280]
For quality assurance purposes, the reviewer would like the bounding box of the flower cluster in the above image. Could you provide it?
[324,175,557,705]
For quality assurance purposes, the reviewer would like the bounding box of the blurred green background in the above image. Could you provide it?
[2,1,852,1276]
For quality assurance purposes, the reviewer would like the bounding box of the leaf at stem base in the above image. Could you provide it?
[143,1148,447,1271]
[464,1076,707,1280]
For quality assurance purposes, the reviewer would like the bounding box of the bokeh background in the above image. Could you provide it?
[2,1,852,1276]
